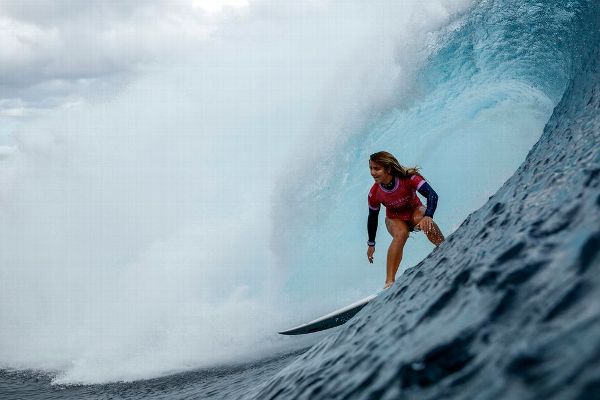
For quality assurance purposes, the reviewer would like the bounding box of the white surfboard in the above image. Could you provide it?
[278,291,383,335]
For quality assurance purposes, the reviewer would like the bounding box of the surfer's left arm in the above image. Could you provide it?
[416,181,438,232]
[417,182,438,219]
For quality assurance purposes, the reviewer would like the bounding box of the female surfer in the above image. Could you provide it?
[367,151,444,289]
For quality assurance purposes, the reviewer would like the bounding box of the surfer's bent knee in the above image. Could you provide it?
[385,217,410,241]
[411,206,426,227]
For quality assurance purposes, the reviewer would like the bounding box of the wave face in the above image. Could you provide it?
[273,0,584,302]
[257,1,600,399]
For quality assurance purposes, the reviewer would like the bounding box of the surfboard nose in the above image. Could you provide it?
[278,292,381,335]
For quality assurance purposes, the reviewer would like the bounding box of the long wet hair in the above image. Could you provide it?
[369,151,421,178]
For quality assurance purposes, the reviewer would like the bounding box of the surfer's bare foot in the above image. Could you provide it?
[383,281,394,289]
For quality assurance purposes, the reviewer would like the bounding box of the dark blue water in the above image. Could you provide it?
[2,0,599,398]
[0,349,308,399]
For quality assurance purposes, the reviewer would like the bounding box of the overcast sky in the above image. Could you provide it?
[0,0,253,120]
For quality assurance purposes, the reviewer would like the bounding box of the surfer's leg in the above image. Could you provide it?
[384,217,411,287]
[411,206,445,246]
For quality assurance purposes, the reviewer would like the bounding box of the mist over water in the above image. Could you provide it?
[0,0,571,385]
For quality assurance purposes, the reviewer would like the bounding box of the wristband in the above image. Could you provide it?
[367,241,375,247]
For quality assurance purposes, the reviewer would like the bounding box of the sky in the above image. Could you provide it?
[0,1,252,126]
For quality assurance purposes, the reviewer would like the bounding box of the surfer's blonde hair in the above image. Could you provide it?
[369,151,421,178]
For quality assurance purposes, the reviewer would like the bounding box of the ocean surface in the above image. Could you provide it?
[1,0,599,398]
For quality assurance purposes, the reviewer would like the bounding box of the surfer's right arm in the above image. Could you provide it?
[367,184,381,263]
[367,208,379,263]
[367,208,379,246]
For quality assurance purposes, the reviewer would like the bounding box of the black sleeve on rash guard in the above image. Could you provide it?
[367,207,380,244]
[417,182,438,218]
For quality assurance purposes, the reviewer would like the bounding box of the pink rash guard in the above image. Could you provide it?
[368,174,426,221]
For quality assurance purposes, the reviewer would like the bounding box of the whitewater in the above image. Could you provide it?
[1,0,599,399]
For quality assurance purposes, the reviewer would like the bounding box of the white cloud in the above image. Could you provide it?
[192,0,250,14]
[0,1,251,117]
